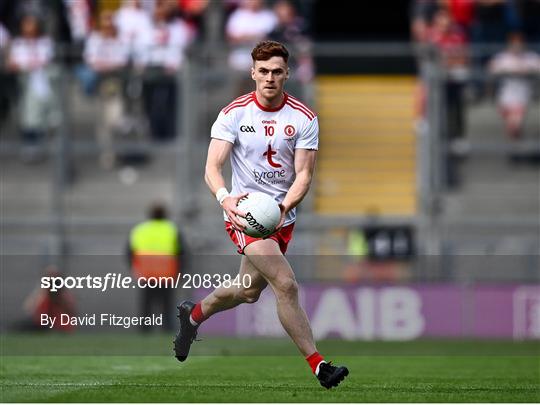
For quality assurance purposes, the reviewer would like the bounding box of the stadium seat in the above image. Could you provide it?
[314,75,417,216]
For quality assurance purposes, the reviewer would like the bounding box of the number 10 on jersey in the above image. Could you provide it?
[264,126,275,137]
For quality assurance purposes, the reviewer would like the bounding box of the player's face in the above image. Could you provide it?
[251,57,289,101]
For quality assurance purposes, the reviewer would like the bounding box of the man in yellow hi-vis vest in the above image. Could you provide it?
[128,202,183,331]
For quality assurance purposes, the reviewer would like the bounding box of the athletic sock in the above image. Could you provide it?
[189,302,207,326]
[306,352,325,375]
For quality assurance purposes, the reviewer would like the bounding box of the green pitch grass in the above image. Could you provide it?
[1,334,538,402]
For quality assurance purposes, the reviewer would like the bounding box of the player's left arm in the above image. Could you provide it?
[278,148,317,229]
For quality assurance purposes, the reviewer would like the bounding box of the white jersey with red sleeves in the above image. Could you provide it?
[211,91,318,226]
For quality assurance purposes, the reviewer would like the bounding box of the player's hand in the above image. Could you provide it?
[222,192,248,231]
[263,203,286,239]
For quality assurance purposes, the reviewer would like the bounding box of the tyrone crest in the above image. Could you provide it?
[284,125,296,137]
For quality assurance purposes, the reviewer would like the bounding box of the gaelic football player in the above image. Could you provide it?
[174,40,348,389]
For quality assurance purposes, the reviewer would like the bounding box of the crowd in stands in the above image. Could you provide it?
[412,0,540,48]
[412,0,540,138]
[2,0,536,169]
[489,32,540,141]
[0,0,313,166]
[411,0,540,186]
[3,14,61,163]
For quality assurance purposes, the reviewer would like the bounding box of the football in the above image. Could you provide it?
[236,192,281,238]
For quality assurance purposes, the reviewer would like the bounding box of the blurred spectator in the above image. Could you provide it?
[429,7,469,136]
[428,8,470,187]
[1,0,69,42]
[489,32,540,140]
[344,228,369,284]
[226,0,277,71]
[268,0,314,94]
[430,8,470,73]
[136,1,192,70]
[127,201,184,331]
[136,1,192,141]
[446,0,475,35]
[410,0,443,44]
[84,10,130,169]
[114,0,153,57]
[63,0,94,44]
[23,265,77,332]
[269,0,308,45]
[176,0,209,39]
[7,14,61,163]
[156,0,180,19]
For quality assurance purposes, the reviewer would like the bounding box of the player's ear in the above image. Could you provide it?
[251,66,256,80]
[286,67,290,80]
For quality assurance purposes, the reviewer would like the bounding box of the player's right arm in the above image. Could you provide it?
[204,138,247,230]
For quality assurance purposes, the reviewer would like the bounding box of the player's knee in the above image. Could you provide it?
[275,277,298,298]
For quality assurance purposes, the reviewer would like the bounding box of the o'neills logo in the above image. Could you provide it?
[262,120,277,124]
[245,212,271,236]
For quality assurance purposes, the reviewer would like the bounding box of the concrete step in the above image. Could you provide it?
[315,75,417,217]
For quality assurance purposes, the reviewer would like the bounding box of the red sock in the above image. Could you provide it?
[306,352,325,375]
[189,302,207,325]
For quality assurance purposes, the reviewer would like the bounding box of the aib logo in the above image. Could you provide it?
[240,125,255,133]
[263,144,281,168]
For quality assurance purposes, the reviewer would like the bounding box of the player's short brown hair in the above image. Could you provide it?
[251,40,289,63]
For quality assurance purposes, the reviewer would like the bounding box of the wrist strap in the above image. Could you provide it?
[216,188,230,205]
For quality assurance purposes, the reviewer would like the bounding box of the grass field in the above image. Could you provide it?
[1,334,539,402]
